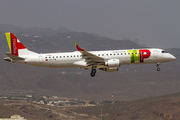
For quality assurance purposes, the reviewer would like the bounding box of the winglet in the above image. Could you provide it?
[74,42,84,51]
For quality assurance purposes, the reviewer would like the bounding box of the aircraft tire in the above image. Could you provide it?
[91,72,95,77]
[92,69,96,73]
[157,68,160,71]
[91,69,96,77]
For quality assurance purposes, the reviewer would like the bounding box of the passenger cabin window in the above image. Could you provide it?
[125,53,126,55]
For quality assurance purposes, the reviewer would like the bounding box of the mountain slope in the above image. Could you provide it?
[73,92,180,120]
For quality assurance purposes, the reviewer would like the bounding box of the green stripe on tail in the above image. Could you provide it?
[5,33,12,53]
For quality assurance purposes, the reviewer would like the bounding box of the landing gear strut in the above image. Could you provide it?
[156,63,160,71]
[90,69,96,77]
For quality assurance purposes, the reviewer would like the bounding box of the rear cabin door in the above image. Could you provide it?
[39,56,43,63]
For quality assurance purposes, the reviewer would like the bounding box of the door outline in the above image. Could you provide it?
[153,50,158,58]
[39,56,43,63]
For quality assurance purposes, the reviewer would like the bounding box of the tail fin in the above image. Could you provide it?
[5,32,38,57]
[5,32,26,56]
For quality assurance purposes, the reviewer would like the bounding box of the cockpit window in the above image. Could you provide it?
[162,51,168,53]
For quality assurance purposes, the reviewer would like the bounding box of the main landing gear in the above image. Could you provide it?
[156,63,160,71]
[90,69,96,77]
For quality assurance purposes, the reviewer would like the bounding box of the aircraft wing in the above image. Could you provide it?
[74,43,105,67]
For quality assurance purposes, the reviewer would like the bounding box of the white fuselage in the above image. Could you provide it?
[13,48,176,69]
[5,32,176,77]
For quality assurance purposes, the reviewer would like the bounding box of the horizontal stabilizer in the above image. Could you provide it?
[5,53,24,60]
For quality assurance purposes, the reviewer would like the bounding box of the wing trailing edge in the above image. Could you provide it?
[74,42,104,68]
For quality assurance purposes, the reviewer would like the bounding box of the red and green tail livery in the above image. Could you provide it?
[5,33,26,56]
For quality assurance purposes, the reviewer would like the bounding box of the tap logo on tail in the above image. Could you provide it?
[5,33,26,56]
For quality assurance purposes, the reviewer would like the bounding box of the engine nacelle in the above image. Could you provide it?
[100,67,118,72]
[105,59,120,67]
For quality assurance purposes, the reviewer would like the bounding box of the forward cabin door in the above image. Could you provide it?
[153,50,158,58]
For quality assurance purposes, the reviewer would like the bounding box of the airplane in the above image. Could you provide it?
[4,32,176,77]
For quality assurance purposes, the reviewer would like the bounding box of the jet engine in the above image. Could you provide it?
[99,59,121,72]
[105,59,121,67]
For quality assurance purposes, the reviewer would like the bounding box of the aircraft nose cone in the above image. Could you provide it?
[171,55,176,61]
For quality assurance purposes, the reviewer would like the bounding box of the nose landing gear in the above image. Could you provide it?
[156,63,160,71]
[157,68,160,71]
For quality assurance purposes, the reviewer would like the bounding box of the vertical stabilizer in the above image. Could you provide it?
[5,33,38,57]
[5,33,26,56]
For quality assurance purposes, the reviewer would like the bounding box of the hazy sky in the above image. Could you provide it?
[0,0,180,48]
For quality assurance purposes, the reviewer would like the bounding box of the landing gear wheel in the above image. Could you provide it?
[157,68,160,71]
[90,69,96,77]
[92,69,96,73]
[156,63,161,71]
[90,72,95,77]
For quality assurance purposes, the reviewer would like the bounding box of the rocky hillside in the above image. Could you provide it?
[73,92,180,120]
[1,92,180,120]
